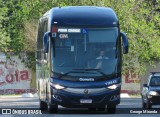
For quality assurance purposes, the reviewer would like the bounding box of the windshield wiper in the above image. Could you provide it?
[73,68,98,70]
[72,68,107,77]
[54,70,95,79]
[73,68,119,79]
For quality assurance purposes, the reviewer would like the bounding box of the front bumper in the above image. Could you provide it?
[51,87,120,108]
[148,95,160,105]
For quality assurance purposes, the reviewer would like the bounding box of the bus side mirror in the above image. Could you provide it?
[43,32,50,53]
[121,32,129,54]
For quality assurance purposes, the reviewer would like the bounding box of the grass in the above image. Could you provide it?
[129,94,141,98]
[0,94,22,97]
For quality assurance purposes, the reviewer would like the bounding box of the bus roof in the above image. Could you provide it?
[150,72,160,76]
[42,6,118,27]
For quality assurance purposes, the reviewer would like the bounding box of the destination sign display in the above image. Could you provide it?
[58,28,81,33]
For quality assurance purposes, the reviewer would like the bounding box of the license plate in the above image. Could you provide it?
[80,99,92,103]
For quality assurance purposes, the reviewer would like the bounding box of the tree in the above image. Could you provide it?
[1,0,160,74]
[0,0,10,52]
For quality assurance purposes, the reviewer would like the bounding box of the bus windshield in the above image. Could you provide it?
[51,27,119,78]
[150,76,160,86]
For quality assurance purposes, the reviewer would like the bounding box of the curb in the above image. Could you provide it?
[0,95,22,98]
[0,93,38,98]
[120,93,130,98]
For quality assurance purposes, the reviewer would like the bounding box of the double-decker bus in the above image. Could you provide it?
[36,6,129,113]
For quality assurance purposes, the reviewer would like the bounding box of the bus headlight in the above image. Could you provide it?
[51,83,65,90]
[149,91,157,96]
[107,83,121,90]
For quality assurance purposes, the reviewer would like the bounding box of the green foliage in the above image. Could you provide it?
[0,0,10,51]
[116,0,160,74]
[0,0,160,74]
[24,52,36,71]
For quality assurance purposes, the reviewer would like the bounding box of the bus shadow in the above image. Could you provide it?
[42,108,109,114]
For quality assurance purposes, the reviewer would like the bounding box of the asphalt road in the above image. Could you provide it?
[0,97,160,117]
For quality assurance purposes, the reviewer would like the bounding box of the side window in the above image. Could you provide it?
[148,75,152,86]
[37,21,45,50]
[43,20,48,60]
[36,21,43,60]
[36,19,48,61]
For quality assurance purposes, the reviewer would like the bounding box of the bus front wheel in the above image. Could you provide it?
[48,103,58,113]
[107,105,116,114]
[39,100,47,110]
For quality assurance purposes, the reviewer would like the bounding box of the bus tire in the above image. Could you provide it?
[107,105,116,114]
[39,100,47,110]
[48,103,58,113]
[146,101,152,109]
[142,98,147,109]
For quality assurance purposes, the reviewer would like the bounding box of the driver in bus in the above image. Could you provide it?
[95,50,109,69]
[152,79,160,85]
